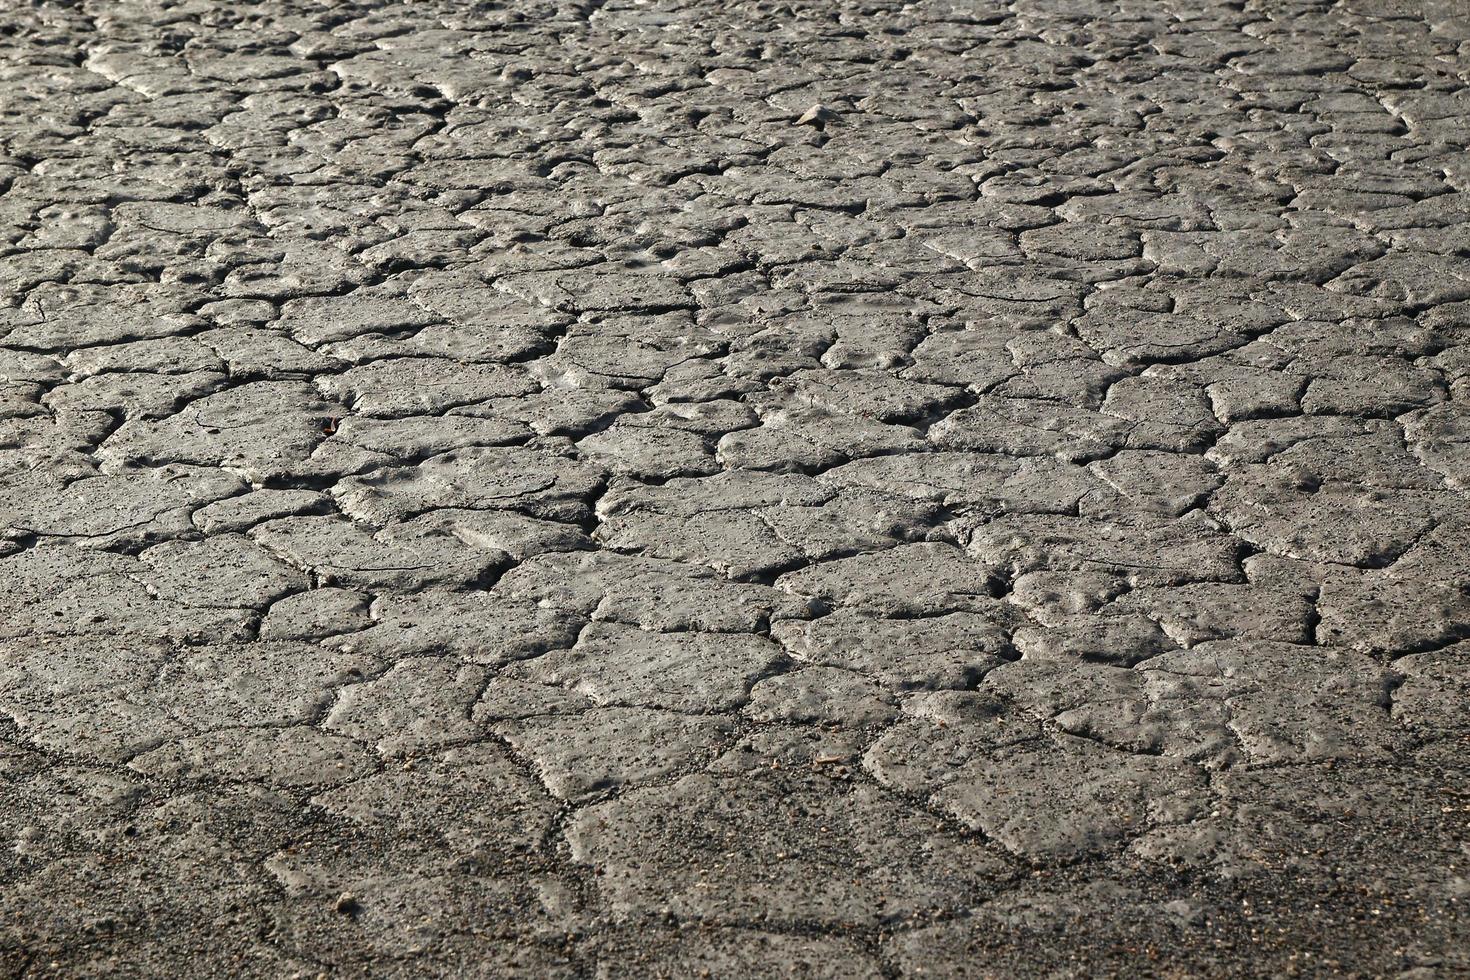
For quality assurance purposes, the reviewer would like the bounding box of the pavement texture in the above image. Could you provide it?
[1,0,1468,976]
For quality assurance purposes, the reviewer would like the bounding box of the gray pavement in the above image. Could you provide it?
[1,0,1468,976]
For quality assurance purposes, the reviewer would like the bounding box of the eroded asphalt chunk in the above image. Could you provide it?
[1,0,1468,976]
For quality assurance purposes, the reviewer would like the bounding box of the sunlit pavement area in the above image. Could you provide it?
[1,0,1468,975]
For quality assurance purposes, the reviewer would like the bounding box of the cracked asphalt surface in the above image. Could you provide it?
[1,0,1469,976]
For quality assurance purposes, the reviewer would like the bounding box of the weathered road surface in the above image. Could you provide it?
[1,0,1468,976]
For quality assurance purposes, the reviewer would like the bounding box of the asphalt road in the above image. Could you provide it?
[0,0,1467,976]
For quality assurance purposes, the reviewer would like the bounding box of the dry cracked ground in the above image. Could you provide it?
[0,0,1468,976]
